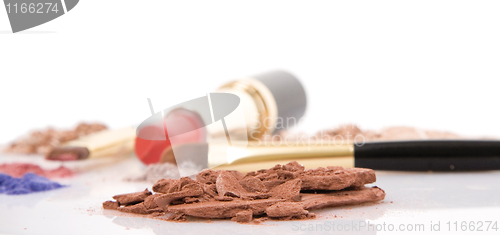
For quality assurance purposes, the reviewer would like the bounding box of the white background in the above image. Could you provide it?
[1,0,500,144]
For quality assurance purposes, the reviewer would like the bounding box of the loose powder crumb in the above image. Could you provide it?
[104,161,385,223]
[0,173,65,195]
[0,163,73,178]
[127,161,203,183]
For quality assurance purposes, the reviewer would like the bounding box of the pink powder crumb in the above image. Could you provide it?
[0,163,73,178]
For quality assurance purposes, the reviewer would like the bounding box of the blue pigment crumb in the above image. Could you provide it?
[0,173,65,195]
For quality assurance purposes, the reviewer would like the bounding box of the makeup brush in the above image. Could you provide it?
[161,140,500,172]
[46,127,136,161]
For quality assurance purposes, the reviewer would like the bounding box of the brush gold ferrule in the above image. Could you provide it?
[207,141,355,170]
[61,127,135,159]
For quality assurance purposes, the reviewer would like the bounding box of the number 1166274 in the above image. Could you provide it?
[5,2,60,14]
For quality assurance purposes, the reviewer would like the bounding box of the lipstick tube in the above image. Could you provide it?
[135,70,307,164]
[216,70,307,140]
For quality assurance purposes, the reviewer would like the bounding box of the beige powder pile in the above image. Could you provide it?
[3,123,107,155]
[319,125,463,141]
[264,125,466,144]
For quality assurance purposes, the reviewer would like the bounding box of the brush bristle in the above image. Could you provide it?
[46,146,90,161]
[159,143,209,168]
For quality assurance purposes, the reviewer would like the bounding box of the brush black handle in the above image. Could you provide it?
[354,140,500,171]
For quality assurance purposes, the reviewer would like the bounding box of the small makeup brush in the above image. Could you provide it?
[161,140,500,172]
[46,127,136,161]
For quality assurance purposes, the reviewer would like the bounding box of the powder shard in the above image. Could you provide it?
[232,209,253,223]
[154,184,204,209]
[112,189,152,206]
[269,178,302,201]
[266,202,308,218]
[239,176,267,193]
[103,201,120,210]
[216,171,246,198]
[300,186,386,210]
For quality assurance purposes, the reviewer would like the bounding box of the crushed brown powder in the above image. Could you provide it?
[103,161,385,223]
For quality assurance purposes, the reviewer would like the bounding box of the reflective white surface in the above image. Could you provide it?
[1,154,500,235]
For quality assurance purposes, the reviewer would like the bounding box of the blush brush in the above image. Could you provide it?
[46,127,135,161]
[161,140,500,172]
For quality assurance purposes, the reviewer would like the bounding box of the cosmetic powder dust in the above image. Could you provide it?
[0,163,73,178]
[3,123,107,155]
[0,173,66,195]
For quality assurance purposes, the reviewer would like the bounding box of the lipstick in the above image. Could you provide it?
[135,70,307,164]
